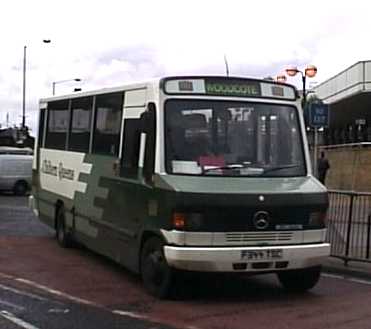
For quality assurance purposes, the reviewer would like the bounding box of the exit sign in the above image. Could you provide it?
[309,103,329,127]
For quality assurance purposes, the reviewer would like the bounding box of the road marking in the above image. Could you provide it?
[1,274,155,323]
[14,278,100,308]
[0,310,40,329]
[322,273,345,280]
[0,272,15,280]
[323,273,371,285]
[348,278,371,286]
[12,277,153,322]
[48,308,70,314]
[112,310,148,320]
[0,299,25,311]
[0,284,48,302]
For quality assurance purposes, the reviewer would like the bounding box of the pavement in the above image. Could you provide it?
[323,256,371,281]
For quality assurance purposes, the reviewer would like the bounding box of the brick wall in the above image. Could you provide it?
[323,145,371,191]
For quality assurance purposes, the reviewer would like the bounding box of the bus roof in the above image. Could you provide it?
[39,75,298,103]
[39,79,157,103]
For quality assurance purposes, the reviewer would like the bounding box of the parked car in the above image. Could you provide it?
[0,154,33,195]
[0,146,33,155]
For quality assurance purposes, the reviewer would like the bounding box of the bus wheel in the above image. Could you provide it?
[140,237,173,299]
[277,266,321,292]
[56,207,73,248]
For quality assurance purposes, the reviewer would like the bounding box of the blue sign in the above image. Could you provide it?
[309,103,329,127]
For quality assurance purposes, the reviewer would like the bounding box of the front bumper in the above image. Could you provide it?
[164,243,330,272]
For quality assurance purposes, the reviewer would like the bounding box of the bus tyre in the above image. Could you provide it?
[277,266,322,292]
[56,207,73,248]
[140,237,174,299]
[13,181,27,196]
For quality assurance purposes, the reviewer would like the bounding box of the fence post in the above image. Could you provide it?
[367,215,371,259]
[344,194,354,266]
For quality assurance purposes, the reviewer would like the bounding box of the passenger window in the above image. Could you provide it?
[121,118,142,177]
[45,100,70,150]
[69,97,92,152]
[92,92,123,156]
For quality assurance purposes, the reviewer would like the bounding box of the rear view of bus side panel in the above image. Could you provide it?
[34,91,124,232]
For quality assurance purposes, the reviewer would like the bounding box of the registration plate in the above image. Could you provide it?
[241,249,283,261]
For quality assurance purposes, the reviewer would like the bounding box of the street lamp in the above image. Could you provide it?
[52,78,82,95]
[285,64,319,176]
[285,64,317,107]
[22,40,51,129]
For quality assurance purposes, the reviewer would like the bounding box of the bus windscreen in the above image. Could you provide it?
[165,99,305,177]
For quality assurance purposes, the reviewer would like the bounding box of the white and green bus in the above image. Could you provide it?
[30,76,330,298]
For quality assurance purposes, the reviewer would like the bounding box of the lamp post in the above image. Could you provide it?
[285,65,317,108]
[22,45,26,129]
[224,54,230,77]
[52,78,81,95]
[22,39,51,129]
[282,64,318,177]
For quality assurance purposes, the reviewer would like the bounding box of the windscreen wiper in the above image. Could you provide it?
[203,163,301,175]
[202,164,264,175]
[203,164,243,173]
[262,164,301,174]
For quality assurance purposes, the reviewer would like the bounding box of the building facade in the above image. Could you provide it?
[314,61,371,191]
[315,61,371,145]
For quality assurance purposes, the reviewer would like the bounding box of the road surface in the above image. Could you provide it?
[1,195,371,329]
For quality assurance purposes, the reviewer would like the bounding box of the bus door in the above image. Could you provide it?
[111,89,146,240]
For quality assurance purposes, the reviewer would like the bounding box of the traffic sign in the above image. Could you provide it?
[309,103,329,127]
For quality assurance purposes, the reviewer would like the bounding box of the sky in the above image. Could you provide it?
[2,0,371,135]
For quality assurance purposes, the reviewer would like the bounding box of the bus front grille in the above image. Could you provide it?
[225,232,294,243]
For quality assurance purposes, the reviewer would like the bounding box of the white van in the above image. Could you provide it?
[0,154,33,195]
[0,146,33,155]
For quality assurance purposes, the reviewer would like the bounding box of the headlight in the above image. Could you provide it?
[308,211,327,228]
[187,213,204,230]
[172,212,204,231]
[172,212,186,230]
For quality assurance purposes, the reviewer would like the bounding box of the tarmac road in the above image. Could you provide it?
[2,196,371,329]
[0,196,174,329]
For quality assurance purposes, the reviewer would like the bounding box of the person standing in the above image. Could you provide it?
[317,151,330,184]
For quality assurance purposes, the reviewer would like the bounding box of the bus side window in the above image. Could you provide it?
[69,97,93,153]
[45,100,70,150]
[121,118,142,178]
[92,92,123,156]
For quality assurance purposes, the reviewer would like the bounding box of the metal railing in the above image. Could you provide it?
[327,190,371,265]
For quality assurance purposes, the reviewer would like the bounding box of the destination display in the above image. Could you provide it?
[163,77,297,100]
[205,79,261,97]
